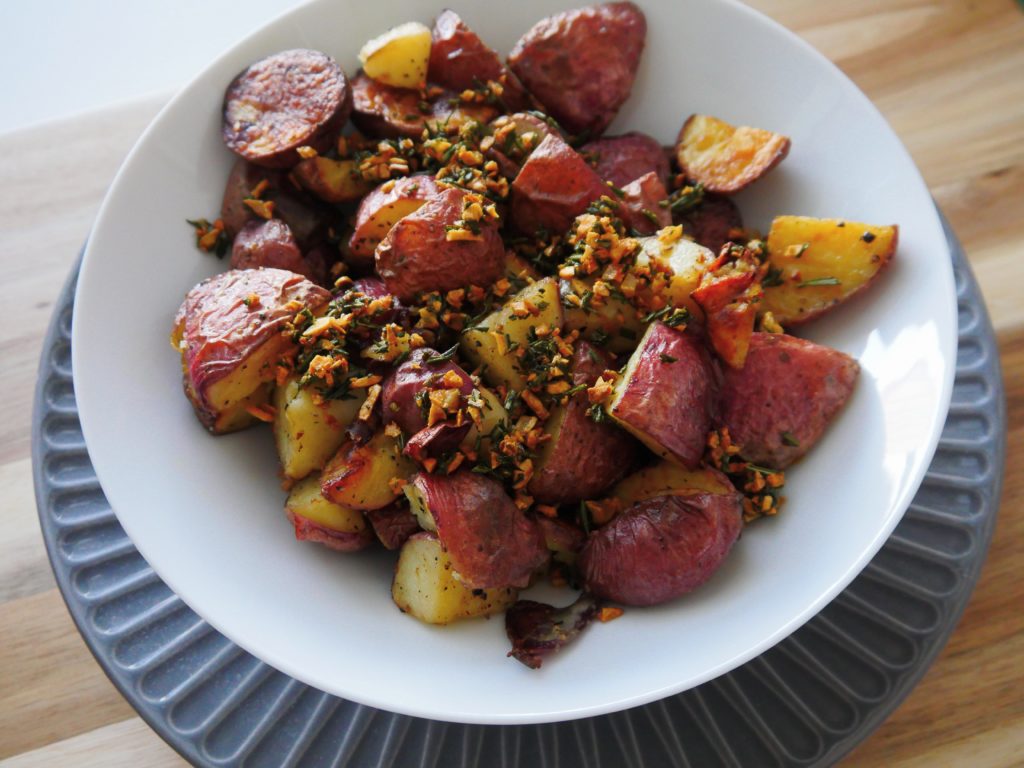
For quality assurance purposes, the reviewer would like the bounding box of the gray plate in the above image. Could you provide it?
[34,212,1004,767]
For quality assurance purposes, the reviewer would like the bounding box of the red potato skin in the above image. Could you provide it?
[579,491,742,606]
[580,132,669,188]
[173,269,329,429]
[429,10,531,112]
[230,218,326,285]
[411,471,549,589]
[536,516,587,558]
[611,323,719,469]
[510,133,610,235]
[677,195,744,255]
[223,49,352,169]
[381,348,475,434]
[719,333,859,468]
[348,174,442,261]
[508,2,646,136]
[487,112,558,178]
[692,269,758,369]
[365,504,421,550]
[529,343,640,504]
[285,508,374,552]
[375,186,505,300]
[403,421,472,462]
[620,171,671,235]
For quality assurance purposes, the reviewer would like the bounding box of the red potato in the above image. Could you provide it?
[508,2,646,135]
[536,516,587,563]
[403,421,472,463]
[691,268,759,369]
[606,322,719,469]
[375,186,505,300]
[510,132,609,235]
[230,218,326,285]
[405,471,549,589]
[381,349,475,434]
[675,114,790,195]
[506,593,601,669]
[579,132,669,187]
[677,194,744,254]
[171,269,330,433]
[719,332,859,468]
[428,10,531,111]
[529,343,640,504]
[223,49,352,168]
[348,174,442,264]
[286,508,375,552]
[579,491,743,606]
[284,476,374,552]
[487,112,558,178]
[365,503,421,550]
[620,171,671,235]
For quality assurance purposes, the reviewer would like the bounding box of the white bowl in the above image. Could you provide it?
[73,0,956,724]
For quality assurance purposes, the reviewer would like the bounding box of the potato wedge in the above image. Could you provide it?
[285,475,373,551]
[358,21,431,90]
[460,277,563,392]
[760,216,898,326]
[392,532,518,625]
[292,156,371,204]
[635,233,717,318]
[675,114,790,194]
[273,375,365,480]
[610,461,735,506]
[321,431,416,510]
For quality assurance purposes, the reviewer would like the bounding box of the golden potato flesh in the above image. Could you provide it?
[320,431,416,511]
[285,475,370,535]
[292,156,371,204]
[358,21,432,90]
[635,232,717,319]
[560,275,644,354]
[610,461,735,506]
[760,216,898,326]
[392,532,518,625]
[676,114,790,194]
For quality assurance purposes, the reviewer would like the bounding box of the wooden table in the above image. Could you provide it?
[1,1,1021,765]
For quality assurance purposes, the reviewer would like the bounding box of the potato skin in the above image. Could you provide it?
[508,2,646,135]
[375,186,505,300]
[675,114,790,195]
[365,504,421,550]
[223,49,352,168]
[410,470,549,589]
[580,132,669,187]
[620,171,671,234]
[510,133,609,235]
[230,218,326,285]
[676,194,743,254]
[719,333,859,468]
[579,491,742,606]
[381,349,475,434]
[348,174,441,263]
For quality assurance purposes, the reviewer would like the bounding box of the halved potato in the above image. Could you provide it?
[273,375,366,480]
[292,156,371,204]
[460,277,563,392]
[321,431,416,510]
[285,475,373,551]
[358,21,432,90]
[392,532,518,625]
[760,216,898,326]
[610,461,735,506]
[675,114,790,194]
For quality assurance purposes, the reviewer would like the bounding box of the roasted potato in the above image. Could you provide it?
[508,2,646,135]
[365,503,421,550]
[404,471,549,589]
[691,268,759,369]
[460,277,563,392]
[536,516,587,564]
[580,132,670,187]
[359,21,432,90]
[487,112,558,177]
[392,532,518,625]
[719,332,859,468]
[675,114,790,194]
[635,231,717,317]
[609,461,735,505]
[579,491,742,606]
[292,156,371,204]
[759,216,898,326]
[348,174,441,265]
[381,348,475,434]
[559,275,644,354]
[620,171,671,234]
[510,132,610,236]
[284,474,374,551]
[403,422,471,463]
[606,322,718,468]
[320,430,416,510]
[676,194,743,254]
[273,374,365,480]
[171,269,330,434]
[376,186,505,301]
[230,218,326,285]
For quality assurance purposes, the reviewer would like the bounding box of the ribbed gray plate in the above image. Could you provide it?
[34,211,1004,767]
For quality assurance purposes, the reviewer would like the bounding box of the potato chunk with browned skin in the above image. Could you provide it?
[285,475,374,552]
[675,114,790,194]
[321,431,416,510]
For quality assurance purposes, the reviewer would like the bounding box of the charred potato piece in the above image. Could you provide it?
[273,374,365,480]
[580,131,670,187]
[760,216,898,326]
[610,461,735,506]
[508,2,646,135]
[230,218,326,285]
[579,491,742,606]
[720,333,859,468]
[359,21,432,90]
[510,132,610,236]
[460,277,563,392]
[392,532,518,625]
[675,114,790,194]
[292,156,371,204]
[223,49,352,169]
[348,174,441,265]
[606,322,718,469]
[171,269,329,434]
[404,470,549,589]
[376,186,505,301]
[321,430,416,510]
[285,475,374,552]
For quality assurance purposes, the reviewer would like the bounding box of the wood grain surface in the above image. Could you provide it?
[1,1,1021,765]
